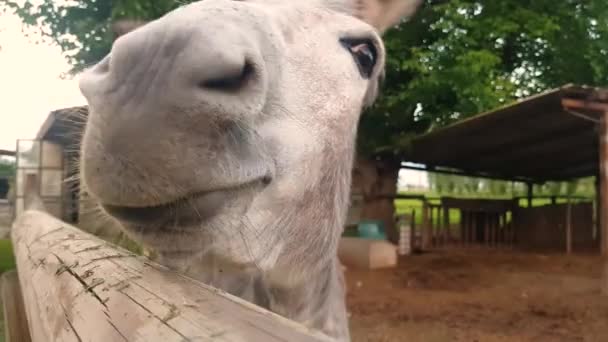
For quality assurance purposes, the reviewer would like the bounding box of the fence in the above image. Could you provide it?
[13,139,66,221]
[1,175,333,342]
[412,197,597,253]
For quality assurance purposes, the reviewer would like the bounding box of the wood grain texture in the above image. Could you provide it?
[11,209,333,342]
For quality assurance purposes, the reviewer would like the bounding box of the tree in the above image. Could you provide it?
[0,159,15,176]
[3,0,608,242]
[0,0,179,72]
[354,0,608,241]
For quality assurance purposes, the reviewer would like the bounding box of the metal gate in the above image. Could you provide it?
[13,139,65,220]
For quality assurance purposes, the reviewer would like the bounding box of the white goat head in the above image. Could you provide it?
[79,0,421,340]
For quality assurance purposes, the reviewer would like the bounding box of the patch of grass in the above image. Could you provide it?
[394,192,583,227]
[0,239,15,275]
[0,239,15,342]
[395,199,461,225]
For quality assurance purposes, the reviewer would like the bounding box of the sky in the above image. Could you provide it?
[0,10,428,188]
[0,11,86,151]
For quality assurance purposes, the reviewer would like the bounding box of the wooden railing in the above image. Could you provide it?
[421,198,518,250]
[1,176,333,342]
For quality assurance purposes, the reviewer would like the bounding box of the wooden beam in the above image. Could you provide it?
[421,200,430,250]
[599,111,608,295]
[10,210,332,342]
[412,92,562,158]
[562,98,608,113]
[527,182,534,208]
[420,114,585,166]
[400,163,535,183]
[566,197,572,254]
[489,148,597,180]
[1,271,32,342]
[464,127,593,170]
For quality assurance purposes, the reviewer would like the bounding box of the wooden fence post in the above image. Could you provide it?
[443,206,449,246]
[566,197,572,255]
[10,209,333,342]
[421,200,430,250]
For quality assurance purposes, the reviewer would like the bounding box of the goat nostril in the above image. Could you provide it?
[200,61,254,92]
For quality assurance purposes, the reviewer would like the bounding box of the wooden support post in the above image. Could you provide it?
[490,214,496,248]
[501,213,507,248]
[466,211,471,246]
[496,214,501,248]
[483,213,489,247]
[411,209,416,251]
[510,211,516,249]
[495,214,500,247]
[430,206,436,247]
[1,271,32,342]
[496,214,502,248]
[527,182,534,208]
[10,210,332,342]
[470,212,475,246]
[429,206,434,247]
[506,212,512,249]
[421,200,430,250]
[460,210,466,247]
[599,111,608,295]
[437,206,443,247]
[493,214,499,248]
[566,197,572,255]
[443,206,449,246]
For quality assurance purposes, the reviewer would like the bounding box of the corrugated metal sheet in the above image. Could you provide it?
[403,84,608,182]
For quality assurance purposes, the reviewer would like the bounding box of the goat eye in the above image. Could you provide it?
[340,38,377,79]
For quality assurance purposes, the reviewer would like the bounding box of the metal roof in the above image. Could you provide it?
[403,84,608,183]
[36,106,88,149]
[34,85,608,183]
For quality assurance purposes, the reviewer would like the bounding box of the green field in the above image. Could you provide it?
[0,239,15,342]
[0,240,15,275]
[394,194,588,226]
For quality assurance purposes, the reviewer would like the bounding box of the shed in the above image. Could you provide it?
[13,106,87,224]
[400,84,608,293]
[402,84,608,183]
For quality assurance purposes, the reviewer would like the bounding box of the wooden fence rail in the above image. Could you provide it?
[420,198,518,250]
[6,207,333,342]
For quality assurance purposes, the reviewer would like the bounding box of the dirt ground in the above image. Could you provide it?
[346,248,608,342]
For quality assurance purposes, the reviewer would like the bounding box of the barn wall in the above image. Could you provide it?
[513,202,597,252]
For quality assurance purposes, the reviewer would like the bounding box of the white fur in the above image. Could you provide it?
[78,1,421,341]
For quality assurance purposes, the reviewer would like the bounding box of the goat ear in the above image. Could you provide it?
[328,0,423,34]
[111,20,148,40]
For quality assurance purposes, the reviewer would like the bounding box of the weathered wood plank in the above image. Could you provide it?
[1,270,33,342]
[11,209,333,342]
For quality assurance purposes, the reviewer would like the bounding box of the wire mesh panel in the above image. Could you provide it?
[14,139,65,221]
